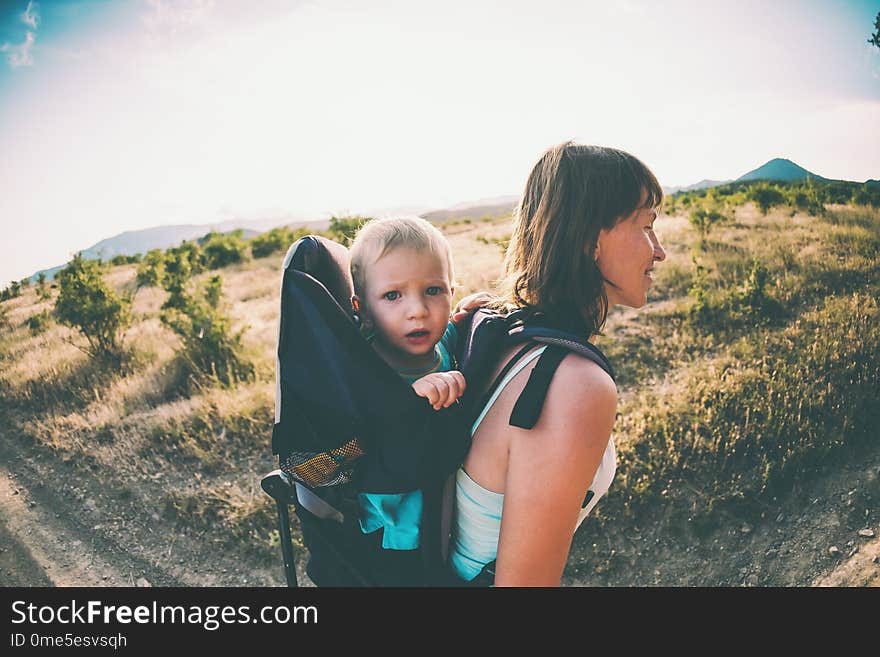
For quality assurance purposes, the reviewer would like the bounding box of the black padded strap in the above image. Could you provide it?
[508,345,568,429]
[473,342,538,421]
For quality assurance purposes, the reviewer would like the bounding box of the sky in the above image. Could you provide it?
[1,0,879,287]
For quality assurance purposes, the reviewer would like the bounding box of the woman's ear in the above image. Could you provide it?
[586,241,600,261]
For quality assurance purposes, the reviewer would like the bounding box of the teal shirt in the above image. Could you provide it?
[358,323,458,550]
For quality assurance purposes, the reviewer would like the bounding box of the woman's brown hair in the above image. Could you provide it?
[498,142,663,335]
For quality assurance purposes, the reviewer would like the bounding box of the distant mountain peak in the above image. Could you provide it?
[736,158,829,183]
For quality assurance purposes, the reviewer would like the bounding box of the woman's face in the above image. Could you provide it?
[595,204,666,309]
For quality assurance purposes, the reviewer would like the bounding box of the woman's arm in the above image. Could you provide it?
[493,355,618,586]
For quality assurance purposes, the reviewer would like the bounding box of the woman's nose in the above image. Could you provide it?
[652,234,666,262]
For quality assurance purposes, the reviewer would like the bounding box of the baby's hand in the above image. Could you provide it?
[451,291,495,325]
[412,371,467,410]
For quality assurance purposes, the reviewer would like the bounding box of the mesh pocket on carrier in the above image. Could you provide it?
[280,438,366,488]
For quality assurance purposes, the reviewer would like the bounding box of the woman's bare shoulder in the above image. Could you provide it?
[530,352,618,453]
[552,352,618,409]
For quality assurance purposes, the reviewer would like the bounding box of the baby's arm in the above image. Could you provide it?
[412,371,466,411]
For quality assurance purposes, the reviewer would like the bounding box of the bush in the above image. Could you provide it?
[136,249,166,288]
[328,216,371,245]
[250,226,312,259]
[687,257,782,331]
[618,292,880,516]
[54,253,132,363]
[35,272,51,301]
[110,254,142,266]
[160,275,254,389]
[824,181,854,204]
[689,204,727,243]
[687,256,716,326]
[748,184,786,215]
[200,230,249,270]
[26,310,51,335]
[160,242,206,308]
[3,281,21,301]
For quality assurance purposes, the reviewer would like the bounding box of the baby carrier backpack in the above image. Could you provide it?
[261,235,471,586]
[260,235,615,587]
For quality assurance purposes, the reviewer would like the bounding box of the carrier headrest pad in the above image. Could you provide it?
[287,235,354,312]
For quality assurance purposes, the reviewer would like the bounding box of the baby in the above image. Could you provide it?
[349,217,473,575]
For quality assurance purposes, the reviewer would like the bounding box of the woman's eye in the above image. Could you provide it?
[383,291,400,301]
[426,286,442,296]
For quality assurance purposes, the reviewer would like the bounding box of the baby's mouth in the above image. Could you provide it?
[406,330,429,338]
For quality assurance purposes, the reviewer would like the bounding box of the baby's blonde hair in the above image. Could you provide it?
[349,217,455,297]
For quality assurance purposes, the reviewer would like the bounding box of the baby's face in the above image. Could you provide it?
[359,246,453,371]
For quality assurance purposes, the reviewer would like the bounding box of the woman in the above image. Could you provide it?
[448,142,666,586]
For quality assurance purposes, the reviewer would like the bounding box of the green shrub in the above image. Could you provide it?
[160,275,254,389]
[689,205,726,243]
[617,292,880,518]
[852,188,870,206]
[824,181,854,204]
[748,184,786,215]
[26,310,51,335]
[328,216,371,245]
[687,256,717,326]
[110,254,142,266]
[250,226,312,259]
[35,272,51,301]
[250,227,289,259]
[3,281,21,300]
[687,257,782,332]
[161,242,205,308]
[54,253,131,363]
[136,249,166,288]
[200,231,249,270]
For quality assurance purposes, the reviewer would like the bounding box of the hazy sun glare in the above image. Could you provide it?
[1,0,878,287]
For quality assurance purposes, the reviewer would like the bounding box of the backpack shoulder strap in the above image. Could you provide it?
[477,327,615,432]
[508,344,569,429]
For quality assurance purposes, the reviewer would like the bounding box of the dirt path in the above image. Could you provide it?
[0,429,310,587]
[0,464,134,586]
[2,423,876,587]
[814,538,880,587]
[0,445,190,587]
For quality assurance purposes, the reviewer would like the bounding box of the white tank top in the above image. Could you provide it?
[448,345,617,582]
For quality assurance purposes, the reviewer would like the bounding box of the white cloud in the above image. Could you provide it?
[22,1,39,30]
[141,0,215,43]
[1,32,35,68]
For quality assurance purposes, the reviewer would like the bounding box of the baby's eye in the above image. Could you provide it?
[383,291,400,301]
[426,286,443,296]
